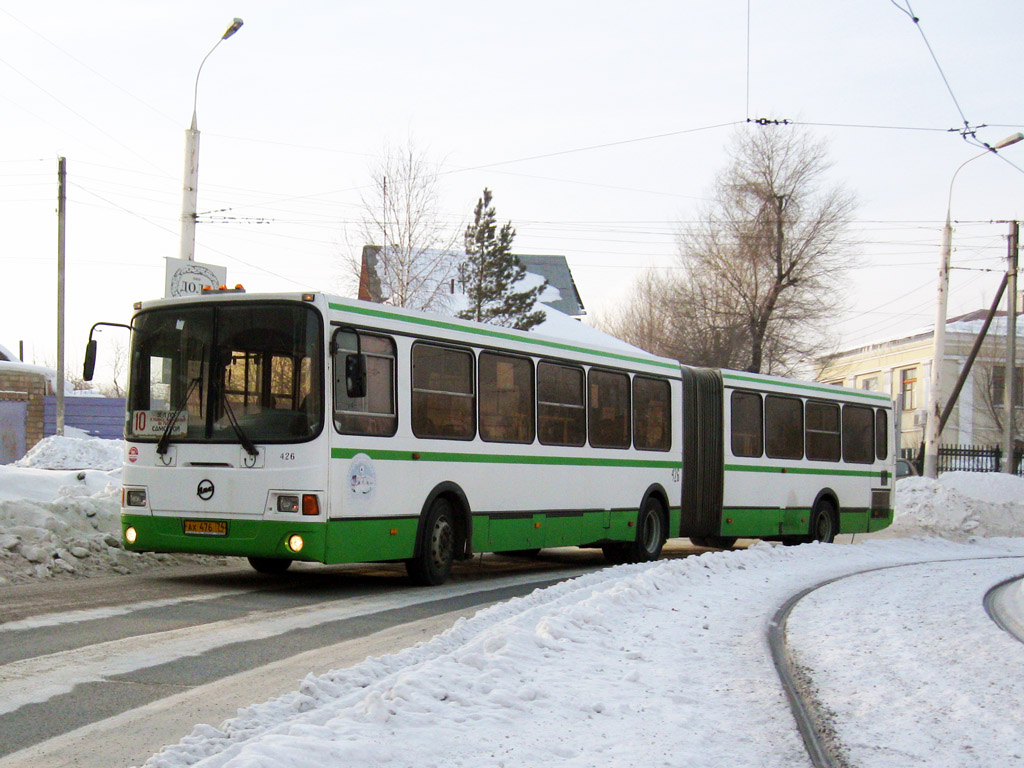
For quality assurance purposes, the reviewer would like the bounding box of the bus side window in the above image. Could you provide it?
[765,394,803,460]
[588,369,630,449]
[730,390,763,458]
[479,352,534,444]
[537,361,586,447]
[875,408,889,460]
[633,376,671,451]
[332,330,397,437]
[842,404,874,464]
[411,343,475,440]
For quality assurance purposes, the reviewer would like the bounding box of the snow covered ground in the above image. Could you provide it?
[2,437,1024,766]
[0,436,231,583]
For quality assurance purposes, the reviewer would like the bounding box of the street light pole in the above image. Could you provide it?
[179,18,243,262]
[923,132,1024,478]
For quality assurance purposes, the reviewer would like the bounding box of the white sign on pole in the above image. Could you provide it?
[164,258,227,298]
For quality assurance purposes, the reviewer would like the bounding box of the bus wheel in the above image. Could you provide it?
[406,497,456,586]
[632,497,667,561]
[247,557,292,575]
[809,500,837,544]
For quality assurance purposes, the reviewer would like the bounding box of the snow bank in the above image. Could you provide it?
[15,435,123,471]
[0,437,229,584]
[891,471,1024,540]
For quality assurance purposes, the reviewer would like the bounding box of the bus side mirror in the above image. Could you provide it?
[83,339,97,382]
[345,353,366,398]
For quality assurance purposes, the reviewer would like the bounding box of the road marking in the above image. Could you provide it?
[0,569,587,717]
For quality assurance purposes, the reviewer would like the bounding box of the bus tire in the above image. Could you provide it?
[406,497,456,586]
[809,500,837,544]
[248,557,292,575]
[634,496,667,561]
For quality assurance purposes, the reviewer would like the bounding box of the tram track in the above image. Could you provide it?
[983,574,1024,644]
[768,555,1024,768]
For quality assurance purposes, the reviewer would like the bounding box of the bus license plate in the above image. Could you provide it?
[183,520,228,536]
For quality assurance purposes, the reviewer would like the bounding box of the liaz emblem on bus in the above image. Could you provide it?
[133,410,187,436]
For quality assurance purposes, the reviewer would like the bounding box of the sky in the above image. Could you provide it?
[4,0,1024,388]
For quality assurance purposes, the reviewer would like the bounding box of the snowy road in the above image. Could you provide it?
[0,560,598,767]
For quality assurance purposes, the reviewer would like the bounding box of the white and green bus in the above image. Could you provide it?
[93,290,893,584]
[110,290,682,584]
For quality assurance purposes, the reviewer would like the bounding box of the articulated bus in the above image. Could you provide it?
[94,290,894,585]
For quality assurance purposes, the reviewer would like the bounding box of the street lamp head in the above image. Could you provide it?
[222,18,244,40]
[992,132,1024,151]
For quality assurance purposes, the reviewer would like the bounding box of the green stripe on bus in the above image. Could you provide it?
[328,301,680,371]
[721,372,892,404]
[725,463,882,478]
[332,447,681,470]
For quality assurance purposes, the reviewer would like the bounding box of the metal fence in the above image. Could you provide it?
[901,445,1024,476]
[43,396,125,441]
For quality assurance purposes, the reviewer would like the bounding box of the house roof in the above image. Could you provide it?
[824,309,1024,362]
[357,246,586,317]
[516,254,586,317]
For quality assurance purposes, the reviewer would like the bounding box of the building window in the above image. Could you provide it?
[859,376,879,391]
[991,365,1023,407]
[900,368,917,411]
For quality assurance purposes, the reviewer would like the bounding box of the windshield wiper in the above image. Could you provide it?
[156,376,201,456]
[219,390,259,458]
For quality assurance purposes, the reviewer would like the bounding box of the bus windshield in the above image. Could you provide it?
[127,302,323,444]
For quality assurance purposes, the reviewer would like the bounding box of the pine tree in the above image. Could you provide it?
[457,188,546,331]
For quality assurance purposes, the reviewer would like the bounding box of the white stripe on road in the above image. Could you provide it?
[0,569,585,716]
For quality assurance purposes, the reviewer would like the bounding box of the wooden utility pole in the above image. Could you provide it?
[56,156,66,436]
[1005,220,1018,473]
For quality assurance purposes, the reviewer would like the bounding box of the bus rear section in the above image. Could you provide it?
[679,366,895,546]
[120,295,332,571]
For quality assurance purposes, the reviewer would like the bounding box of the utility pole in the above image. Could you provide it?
[56,156,66,436]
[1005,220,1018,473]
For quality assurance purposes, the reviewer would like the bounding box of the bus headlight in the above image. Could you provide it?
[125,489,147,507]
[125,527,138,544]
[277,495,300,513]
[287,534,304,553]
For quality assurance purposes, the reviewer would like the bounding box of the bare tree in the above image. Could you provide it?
[596,269,674,355]
[672,126,856,374]
[95,340,128,397]
[976,362,1024,438]
[345,140,459,311]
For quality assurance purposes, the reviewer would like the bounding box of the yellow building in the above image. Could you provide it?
[817,310,1024,451]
